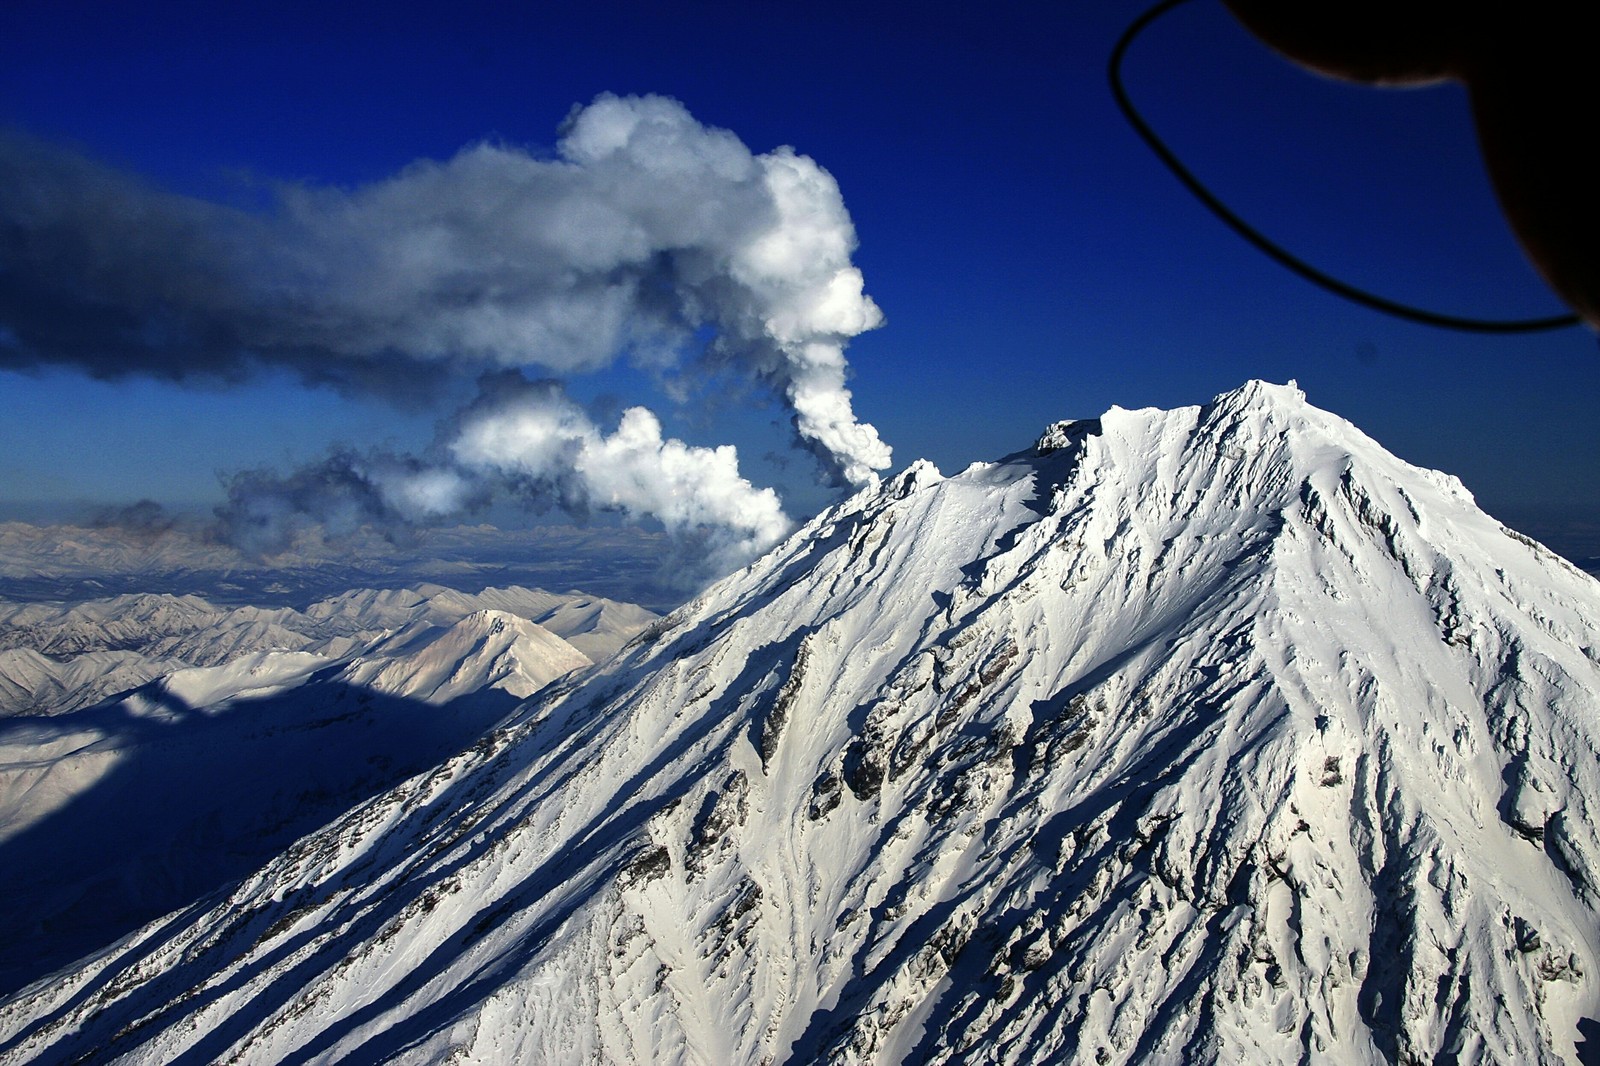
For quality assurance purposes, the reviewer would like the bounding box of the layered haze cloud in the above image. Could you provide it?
[0,94,891,488]
[217,376,793,586]
[215,450,479,556]
[89,499,179,539]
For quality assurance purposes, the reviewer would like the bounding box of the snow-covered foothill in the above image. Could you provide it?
[339,610,592,703]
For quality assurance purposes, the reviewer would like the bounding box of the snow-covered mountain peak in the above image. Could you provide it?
[5,382,1599,1064]
[1200,373,1304,412]
[339,608,591,704]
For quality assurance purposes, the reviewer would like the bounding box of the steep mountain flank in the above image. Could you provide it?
[4,382,1599,1065]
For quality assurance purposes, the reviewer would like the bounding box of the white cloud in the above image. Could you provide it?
[452,382,791,576]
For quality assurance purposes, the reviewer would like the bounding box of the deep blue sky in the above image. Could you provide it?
[1,0,1595,554]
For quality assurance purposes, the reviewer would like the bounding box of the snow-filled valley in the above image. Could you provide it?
[4,381,1600,1063]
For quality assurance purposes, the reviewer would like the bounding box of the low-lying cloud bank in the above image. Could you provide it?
[218,376,792,586]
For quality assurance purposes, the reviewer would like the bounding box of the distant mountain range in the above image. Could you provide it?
[0,583,657,998]
[0,584,655,716]
[4,382,1600,1063]
[0,520,681,610]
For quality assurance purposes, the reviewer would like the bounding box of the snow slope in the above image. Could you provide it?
[5,381,1600,1064]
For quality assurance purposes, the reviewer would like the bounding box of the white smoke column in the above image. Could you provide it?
[3,94,893,485]
[555,95,893,485]
[717,143,893,485]
[450,384,792,574]
[250,94,894,484]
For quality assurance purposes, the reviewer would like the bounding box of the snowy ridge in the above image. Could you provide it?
[0,648,183,719]
[0,584,653,717]
[4,381,1600,1063]
[339,610,592,703]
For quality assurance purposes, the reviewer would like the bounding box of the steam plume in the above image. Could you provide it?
[0,94,891,486]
